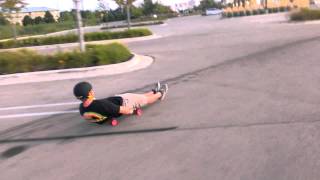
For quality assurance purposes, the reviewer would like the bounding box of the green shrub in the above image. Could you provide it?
[233,11,239,17]
[239,11,245,16]
[279,7,286,12]
[227,12,233,18]
[259,9,266,14]
[221,12,227,18]
[0,43,132,74]
[0,21,77,40]
[290,8,320,21]
[131,13,177,22]
[0,49,45,73]
[245,10,252,16]
[252,9,258,15]
[0,28,152,49]
[290,11,304,21]
[272,7,279,13]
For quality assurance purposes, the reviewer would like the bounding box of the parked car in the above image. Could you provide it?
[203,8,223,16]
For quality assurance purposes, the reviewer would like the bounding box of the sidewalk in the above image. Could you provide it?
[0,54,154,86]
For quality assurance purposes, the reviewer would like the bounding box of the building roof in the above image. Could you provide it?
[21,7,58,13]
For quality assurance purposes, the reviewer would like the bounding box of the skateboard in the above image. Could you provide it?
[110,108,143,126]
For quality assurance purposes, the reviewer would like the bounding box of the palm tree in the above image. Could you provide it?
[113,0,137,29]
[0,0,27,40]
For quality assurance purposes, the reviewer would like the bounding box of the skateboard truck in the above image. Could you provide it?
[110,107,143,126]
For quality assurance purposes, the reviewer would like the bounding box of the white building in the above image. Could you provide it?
[154,0,200,11]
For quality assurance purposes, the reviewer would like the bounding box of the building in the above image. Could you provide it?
[155,0,200,11]
[223,0,310,12]
[7,7,60,25]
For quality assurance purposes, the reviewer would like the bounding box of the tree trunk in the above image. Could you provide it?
[11,23,17,40]
[9,10,17,40]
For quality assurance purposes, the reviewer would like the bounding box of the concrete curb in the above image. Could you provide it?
[288,19,320,25]
[0,34,162,53]
[0,54,154,86]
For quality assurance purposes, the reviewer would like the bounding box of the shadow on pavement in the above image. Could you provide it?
[0,127,177,144]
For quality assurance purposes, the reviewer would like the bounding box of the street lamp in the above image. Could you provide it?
[126,1,131,29]
[73,0,85,52]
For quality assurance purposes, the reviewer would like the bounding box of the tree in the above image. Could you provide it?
[22,15,33,26]
[34,16,43,24]
[0,0,27,40]
[0,12,9,25]
[43,11,55,23]
[131,6,143,19]
[141,0,155,15]
[112,0,137,29]
[98,0,111,24]
[154,3,173,14]
[94,10,104,23]
[98,0,110,11]
[198,0,222,11]
[102,8,126,22]
[80,10,95,19]
[80,10,97,26]
[141,0,172,16]
[59,11,74,22]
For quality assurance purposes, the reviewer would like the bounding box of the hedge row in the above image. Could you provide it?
[0,28,152,49]
[222,6,291,18]
[0,43,132,75]
[0,21,77,40]
[290,8,320,21]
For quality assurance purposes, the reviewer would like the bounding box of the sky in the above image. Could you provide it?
[24,0,201,11]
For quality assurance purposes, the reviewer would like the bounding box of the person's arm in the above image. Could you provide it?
[83,112,107,123]
[119,106,134,115]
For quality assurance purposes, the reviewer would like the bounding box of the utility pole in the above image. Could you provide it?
[73,0,85,52]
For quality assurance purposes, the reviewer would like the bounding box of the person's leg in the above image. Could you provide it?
[143,83,168,103]
[143,81,161,97]
[143,91,155,97]
[118,84,167,109]
[144,92,162,104]
[118,93,156,108]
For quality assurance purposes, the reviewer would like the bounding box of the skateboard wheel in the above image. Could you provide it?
[111,119,118,126]
[136,108,143,116]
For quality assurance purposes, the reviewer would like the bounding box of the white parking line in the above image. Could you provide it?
[0,110,79,119]
[0,102,79,111]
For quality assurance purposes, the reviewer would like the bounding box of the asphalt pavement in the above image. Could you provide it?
[1,14,320,180]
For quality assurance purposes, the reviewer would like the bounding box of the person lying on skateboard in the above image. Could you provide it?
[73,81,168,125]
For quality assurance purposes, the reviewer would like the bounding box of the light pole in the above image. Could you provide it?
[73,0,85,52]
[126,3,131,29]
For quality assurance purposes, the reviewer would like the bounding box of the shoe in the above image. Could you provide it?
[159,84,168,101]
[152,81,161,94]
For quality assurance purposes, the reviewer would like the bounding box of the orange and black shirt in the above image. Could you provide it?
[79,96,123,123]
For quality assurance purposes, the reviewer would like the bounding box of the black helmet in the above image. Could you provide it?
[73,82,92,100]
